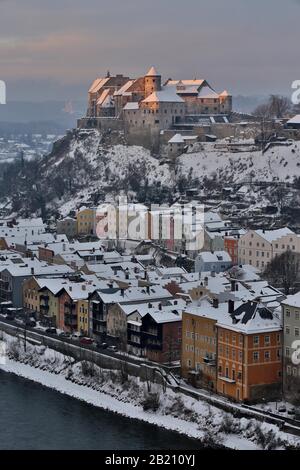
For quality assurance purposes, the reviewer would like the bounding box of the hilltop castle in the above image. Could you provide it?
[78,67,232,150]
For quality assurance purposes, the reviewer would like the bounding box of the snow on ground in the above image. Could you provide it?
[178,142,300,183]
[1,332,300,450]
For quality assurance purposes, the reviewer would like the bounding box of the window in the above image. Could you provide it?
[286,309,290,318]
[295,311,299,321]
[264,351,270,361]
[264,335,270,345]
[295,327,299,337]
[277,349,281,358]
[277,334,281,344]
[286,347,290,357]
[287,365,291,375]
[253,336,259,346]
[253,351,259,362]
[286,326,290,335]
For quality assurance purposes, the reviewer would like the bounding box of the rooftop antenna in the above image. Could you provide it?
[106,70,111,78]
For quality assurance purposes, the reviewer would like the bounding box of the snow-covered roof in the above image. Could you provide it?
[146,66,160,77]
[123,102,139,110]
[217,301,282,334]
[97,285,172,304]
[114,80,135,96]
[286,114,300,125]
[197,251,232,263]
[165,79,205,87]
[168,134,185,144]
[89,77,110,94]
[142,88,184,104]
[197,86,219,99]
[282,292,300,308]
[254,227,294,243]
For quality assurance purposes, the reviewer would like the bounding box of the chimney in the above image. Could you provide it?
[212,298,219,309]
[148,302,152,308]
[228,299,235,314]
[69,286,72,292]
[31,267,34,275]
[231,280,236,292]
[146,285,150,294]
[120,288,125,297]
[211,271,216,278]
[82,284,86,291]
[158,303,162,310]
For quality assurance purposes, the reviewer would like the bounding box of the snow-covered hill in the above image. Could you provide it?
[178,142,300,183]
[1,128,300,218]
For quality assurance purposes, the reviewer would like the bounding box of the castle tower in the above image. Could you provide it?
[144,66,161,97]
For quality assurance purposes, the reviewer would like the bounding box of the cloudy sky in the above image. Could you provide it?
[0,0,299,101]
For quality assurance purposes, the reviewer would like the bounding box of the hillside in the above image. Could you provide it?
[0,128,300,219]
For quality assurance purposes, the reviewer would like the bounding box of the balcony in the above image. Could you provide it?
[40,304,50,312]
[64,317,77,327]
[218,375,236,384]
[40,295,49,302]
[203,357,216,366]
[93,316,106,324]
[64,302,76,310]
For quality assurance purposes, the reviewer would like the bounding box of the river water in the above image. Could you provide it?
[0,371,201,450]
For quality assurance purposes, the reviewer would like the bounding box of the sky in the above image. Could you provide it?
[0,0,299,102]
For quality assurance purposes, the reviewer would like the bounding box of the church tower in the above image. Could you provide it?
[144,66,161,97]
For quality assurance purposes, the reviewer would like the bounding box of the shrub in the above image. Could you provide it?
[141,392,160,412]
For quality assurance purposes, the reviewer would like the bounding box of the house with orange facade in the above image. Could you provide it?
[181,296,283,402]
[216,300,282,403]
[181,299,219,391]
[224,236,239,266]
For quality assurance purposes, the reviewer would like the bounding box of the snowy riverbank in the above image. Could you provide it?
[1,333,299,450]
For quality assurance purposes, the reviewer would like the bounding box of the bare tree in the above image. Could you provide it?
[263,250,300,294]
[269,94,291,119]
[254,95,291,120]
[253,103,272,119]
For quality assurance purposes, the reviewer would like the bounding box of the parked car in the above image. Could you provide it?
[71,332,81,340]
[15,317,25,325]
[80,337,94,345]
[97,342,108,349]
[107,345,118,352]
[287,408,295,415]
[59,331,70,338]
[25,320,37,328]
[45,327,57,335]
[278,405,287,413]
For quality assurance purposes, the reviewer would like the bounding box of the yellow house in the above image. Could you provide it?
[23,277,42,314]
[38,286,61,327]
[76,207,96,236]
[181,300,219,391]
[77,299,89,335]
[0,238,8,250]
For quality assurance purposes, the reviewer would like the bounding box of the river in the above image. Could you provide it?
[0,371,201,450]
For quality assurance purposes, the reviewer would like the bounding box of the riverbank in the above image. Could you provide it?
[1,333,299,450]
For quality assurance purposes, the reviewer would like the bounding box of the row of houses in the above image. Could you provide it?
[59,206,300,272]
[1,217,300,403]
